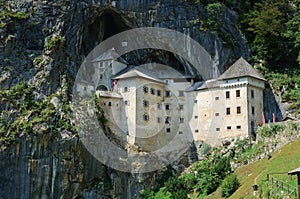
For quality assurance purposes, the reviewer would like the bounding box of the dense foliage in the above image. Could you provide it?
[142,149,233,198]
[221,174,240,198]
[0,82,76,150]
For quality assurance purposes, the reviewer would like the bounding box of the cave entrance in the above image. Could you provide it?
[82,9,130,56]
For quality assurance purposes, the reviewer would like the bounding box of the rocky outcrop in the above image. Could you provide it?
[0,0,250,198]
[0,0,249,94]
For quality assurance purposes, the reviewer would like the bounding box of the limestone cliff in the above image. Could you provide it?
[0,0,250,198]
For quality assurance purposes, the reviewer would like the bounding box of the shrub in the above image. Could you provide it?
[221,174,240,198]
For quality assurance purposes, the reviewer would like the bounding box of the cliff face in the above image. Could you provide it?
[0,0,250,198]
[0,0,249,93]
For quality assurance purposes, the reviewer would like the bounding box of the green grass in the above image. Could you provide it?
[205,138,300,199]
[230,138,300,199]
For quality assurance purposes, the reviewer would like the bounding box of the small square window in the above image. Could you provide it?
[236,90,240,97]
[166,90,171,97]
[227,126,231,130]
[226,107,230,115]
[108,102,112,106]
[165,104,170,110]
[157,103,162,109]
[226,91,230,99]
[252,106,255,115]
[237,106,241,114]
[216,128,220,131]
[150,88,155,95]
[251,90,254,98]
[124,87,129,92]
[194,115,198,119]
[143,100,149,107]
[180,118,184,123]
[143,114,149,121]
[179,131,183,134]
[237,125,241,130]
[179,105,184,110]
[194,100,197,103]
[165,117,170,124]
[143,86,149,93]
[157,117,162,123]
[215,113,219,116]
[179,91,184,97]
[215,97,219,100]
[125,100,130,106]
[157,90,161,96]
[195,129,199,133]
[166,128,171,133]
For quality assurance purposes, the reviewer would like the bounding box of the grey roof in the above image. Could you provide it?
[96,91,123,99]
[219,57,266,81]
[186,79,220,91]
[288,167,300,175]
[91,48,128,64]
[113,68,166,84]
[136,63,194,79]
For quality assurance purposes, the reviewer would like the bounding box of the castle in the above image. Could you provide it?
[79,49,266,149]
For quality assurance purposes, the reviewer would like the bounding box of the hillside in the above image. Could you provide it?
[231,137,300,198]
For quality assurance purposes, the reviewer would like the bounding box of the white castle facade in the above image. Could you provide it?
[80,49,266,149]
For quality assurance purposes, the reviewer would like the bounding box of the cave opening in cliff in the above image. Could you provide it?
[82,9,130,56]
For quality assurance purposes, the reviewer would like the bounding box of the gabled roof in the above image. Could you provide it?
[91,48,128,64]
[218,57,266,81]
[113,68,166,84]
[186,79,220,91]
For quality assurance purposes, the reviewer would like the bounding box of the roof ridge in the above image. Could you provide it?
[218,57,266,81]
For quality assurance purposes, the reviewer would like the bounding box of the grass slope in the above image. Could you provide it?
[206,138,300,199]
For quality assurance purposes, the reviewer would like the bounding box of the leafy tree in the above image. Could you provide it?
[221,174,240,198]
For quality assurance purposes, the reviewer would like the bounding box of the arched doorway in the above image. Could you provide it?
[96,85,108,91]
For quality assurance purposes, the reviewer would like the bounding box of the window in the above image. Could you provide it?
[237,106,241,114]
[108,102,112,106]
[226,107,230,115]
[252,106,255,115]
[157,117,162,123]
[165,104,170,110]
[195,129,199,133]
[179,105,184,110]
[226,91,230,99]
[236,90,240,97]
[180,118,184,123]
[237,125,241,130]
[179,91,184,97]
[157,90,161,96]
[143,114,149,121]
[179,131,183,134]
[216,128,220,131]
[194,115,198,119]
[83,86,87,91]
[143,86,148,93]
[227,126,231,130]
[215,97,219,100]
[143,100,149,107]
[251,90,254,98]
[157,103,162,109]
[194,100,197,103]
[125,100,130,106]
[166,90,171,97]
[166,128,171,133]
[165,117,170,124]
[215,113,219,116]
[124,87,129,92]
[100,74,103,80]
[150,88,155,95]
